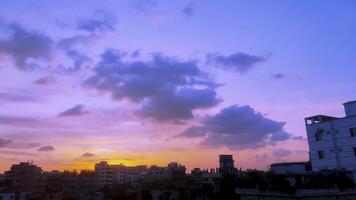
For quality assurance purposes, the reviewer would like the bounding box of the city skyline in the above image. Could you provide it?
[1,0,356,173]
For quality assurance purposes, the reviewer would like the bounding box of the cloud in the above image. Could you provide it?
[182,2,195,16]
[0,150,38,156]
[34,76,55,85]
[273,148,292,157]
[2,141,41,149]
[84,49,220,122]
[81,152,95,158]
[64,49,91,71]
[0,138,12,147]
[180,104,290,149]
[0,116,45,126]
[56,35,93,72]
[0,91,37,102]
[38,145,55,152]
[131,49,141,58]
[58,104,90,117]
[139,87,220,122]
[206,52,268,73]
[76,9,116,33]
[272,73,286,79]
[0,21,52,70]
[130,0,157,13]
[26,143,41,149]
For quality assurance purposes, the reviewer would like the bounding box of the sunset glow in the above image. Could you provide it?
[0,0,355,174]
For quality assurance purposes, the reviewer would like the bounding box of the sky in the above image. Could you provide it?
[0,0,355,173]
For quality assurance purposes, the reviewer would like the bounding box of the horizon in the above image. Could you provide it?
[1,0,356,174]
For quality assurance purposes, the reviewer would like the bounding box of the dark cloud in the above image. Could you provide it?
[64,49,91,71]
[57,35,93,72]
[34,76,55,85]
[58,104,90,117]
[0,138,12,147]
[77,9,116,33]
[84,49,220,122]
[26,143,41,149]
[182,2,195,16]
[81,152,95,158]
[272,73,286,79]
[38,145,55,152]
[130,0,157,13]
[3,141,41,150]
[206,52,268,73]
[180,105,290,149]
[0,21,52,70]
[0,91,37,102]
[273,148,292,157]
[0,150,38,156]
[131,49,141,58]
[57,35,94,49]
[139,87,220,122]
[0,116,44,126]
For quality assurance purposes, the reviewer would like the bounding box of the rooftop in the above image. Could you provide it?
[343,100,356,105]
[271,162,306,167]
[305,115,339,125]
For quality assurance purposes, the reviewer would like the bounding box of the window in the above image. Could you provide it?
[315,133,322,141]
[318,151,325,159]
[350,128,356,137]
[353,147,356,157]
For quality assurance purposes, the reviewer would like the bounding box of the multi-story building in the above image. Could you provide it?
[44,171,63,193]
[94,161,116,188]
[166,162,186,180]
[3,162,46,193]
[61,171,79,200]
[78,170,99,200]
[305,100,356,174]
[219,155,237,174]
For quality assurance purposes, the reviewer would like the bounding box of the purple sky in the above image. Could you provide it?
[0,0,355,172]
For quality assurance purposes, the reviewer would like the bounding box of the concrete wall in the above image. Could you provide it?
[306,115,356,171]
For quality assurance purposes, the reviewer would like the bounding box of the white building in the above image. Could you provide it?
[305,100,356,173]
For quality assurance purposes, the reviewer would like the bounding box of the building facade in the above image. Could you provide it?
[271,162,307,175]
[3,162,46,193]
[305,101,356,172]
[219,155,237,174]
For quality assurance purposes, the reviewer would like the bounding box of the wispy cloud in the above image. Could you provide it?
[207,52,269,73]
[38,145,55,152]
[58,104,90,117]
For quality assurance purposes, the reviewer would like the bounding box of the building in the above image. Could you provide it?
[61,171,79,200]
[305,100,356,173]
[95,161,148,186]
[3,162,46,193]
[0,193,15,200]
[270,162,307,175]
[219,155,236,174]
[78,170,99,200]
[166,162,186,180]
[94,161,117,188]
